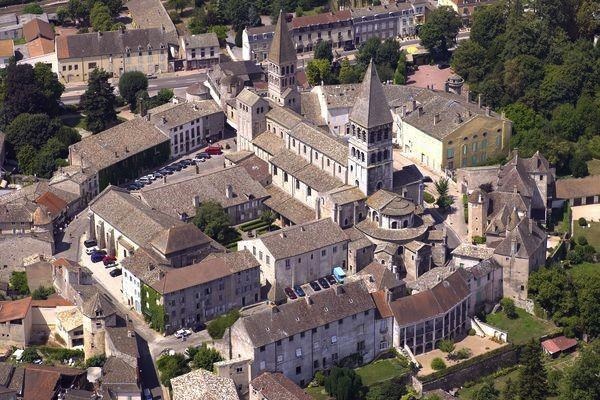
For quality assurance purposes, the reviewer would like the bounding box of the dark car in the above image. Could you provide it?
[159,168,173,175]
[91,251,107,263]
[127,184,140,191]
[437,62,450,69]
[195,152,211,160]
[325,275,337,286]
[169,163,183,171]
[318,277,330,289]
[284,287,297,300]
[180,159,194,166]
[309,281,321,292]
[109,268,122,277]
[83,239,97,248]
[293,285,306,297]
[103,255,117,266]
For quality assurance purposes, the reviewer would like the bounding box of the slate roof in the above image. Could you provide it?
[451,243,494,260]
[290,10,351,29]
[183,32,219,48]
[150,250,259,294]
[325,185,366,205]
[251,372,312,400]
[348,60,393,129]
[105,326,139,360]
[81,292,115,319]
[390,269,470,326]
[69,118,169,172]
[237,280,374,347]
[263,185,315,225]
[270,150,345,192]
[149,100,222,131]
[150,224,212,256]
[493,216,545,259]
[266,106,303,130]
[90,186,187,248]
[101,356,138,386]
[289,121,348,166]
[556,175,600,199]
[366,190,416,216]
[356,261,403,292]
[268,10,296,65]
[393,164,423,187]
[56,27,176,60]
[138,166,269,219]
[256,218,347,260]
[0,297,31,322]
[236,88,263,106]
[171,369,239,400]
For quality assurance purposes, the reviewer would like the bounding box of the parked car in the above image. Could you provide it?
[195,152,211,159]
[83,239,97,248]
[104,261,118,268]
[91,251,107,263]
[85,246,99,255]
[109,268,122,277]
[284,287,297,300]
[169,163,183,171]
[143,388,153,400]
[180,159,193,166]
[139,177,151,184]
[134,179,145,187]
[205,145,223,155]
[145,174,157,181]
[158,168,173,175]
[318,277,330,289]
[174,329,192,338]
[127,184,139,191]
[333,267,346,283]
[325,275,337,286]
[154,171,164,178]
[293,285,306,297]
[309,281,321,292]
[194,156,206,163]
[103,255,117,265]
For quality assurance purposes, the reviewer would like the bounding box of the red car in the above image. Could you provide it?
[205,145,223,155]
[284,287,297,300]
[103,255,117,265]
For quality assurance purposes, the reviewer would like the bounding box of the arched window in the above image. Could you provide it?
[403,220,408,228]
[370,153,376,163]
[355,180,359,186]
[377,181,383,190]
[391,221,398,229]
[351,147,356,157]
[377,132,382,141]
[377,152,382,162]
[384,149,389,160]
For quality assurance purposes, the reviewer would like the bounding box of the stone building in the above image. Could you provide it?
[0,297,32,347]
[81,292,116,360]
[180,32,220,70]
[250,372,312,400]
[229,280,376,386]
[238,219,349,302]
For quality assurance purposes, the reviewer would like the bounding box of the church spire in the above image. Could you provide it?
[267,10,297,65]
[349,59,393,129]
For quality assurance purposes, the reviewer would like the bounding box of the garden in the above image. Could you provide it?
[485,307,558,345]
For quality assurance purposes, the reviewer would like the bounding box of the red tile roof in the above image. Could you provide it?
[541,336,577,355]
[26,37,55,57]
[371,290,393,318]
[23,18,54,43]
[0,297,32,323]
[31,294,73,308]
[35,191,68,218]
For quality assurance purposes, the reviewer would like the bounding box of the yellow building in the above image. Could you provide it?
[56,27,178,83]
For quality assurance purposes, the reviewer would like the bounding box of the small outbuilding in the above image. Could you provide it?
[541,336,577,357]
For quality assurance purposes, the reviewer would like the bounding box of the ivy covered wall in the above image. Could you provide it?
[141,283,166,333]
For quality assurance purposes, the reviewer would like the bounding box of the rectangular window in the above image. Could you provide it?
[277,354,283,363]
[295,348,302,357]
[447,148,454,158]
[331,335,337,343]
[285,259,291,269]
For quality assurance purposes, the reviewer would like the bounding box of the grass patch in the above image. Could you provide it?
[485,307,557,345]
[573,221,600,251]
[207,309,240,339]
[13,38,26,45]
[458,367,520,399]
[587,159,600,175]
[225,242,238,251]
[570,262,600,286]
[305,386,332,400]
[355,357,412,387]
[61,113,86,129]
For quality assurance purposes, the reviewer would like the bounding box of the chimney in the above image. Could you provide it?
[280,232,286,238]
[418,106,424,117]
[193,104,198,111]
[401,104,407,117]
[300,226,305,232]
[385,288,392,303]
[454,112,462,124]
[411,99,417,112]
[225,184,233,199]
[485,106,490,117]
[97,31,102,38]
[192,195,200,208]
[125,146,129,153]
[433,113,440,125]
[114,151,118,158]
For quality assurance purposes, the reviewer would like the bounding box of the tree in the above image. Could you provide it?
[56,6,69,24]
[577,280,600,338]
[31,286,55,300]
[167,0,190,14]
[260,210,275,226]
[81,69,117,133]
[419,6,461,61]
[67,0,90,23]
[473,381,500,400]
[1,64,47,124]
[193,201,232,242]
[90,2,113,31]
[451,40,487,83]
[437,339,455,353]
[21,348,40,363]
[434,178,454,209]
[324,367,365,400]
[208,25,228,45]
[247,6,261,27]
[17,145,37,175]
[118,71,148,111]
[5,113,55,154]
[501,377,518,400]
[366,379,405,400]
[503,55,544,101]
[156,354,190,388]
[393,51,407,85]
[85,354,106,367]
[33,62,65,113]
[431,357,446,371]
[23,3,44,14]
[469,3,506,49]
[338,59,362,84]
[9,271,29,295]
[517,340,548,400]
[570,154,589,178]
[559,340,600,400]
[306,59,333,86]
[500,298,517,319]
[314,41,333,62]
[103,0,123,16]
[191,343,223,371]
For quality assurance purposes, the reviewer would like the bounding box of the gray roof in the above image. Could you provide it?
[270,150,345,192]
[266,106,303,130]
[251,372,312,400]
[183,32,219,48]
[236,88,263,107]
[69,118,169,172]
[267,10,297,65]
[256,218,347,260]
[252,131,286,156]
[57,27,176,60]
[149,100,222,131]
[237,280,374,347]
[149,224,212,256]
[105,326,139,360]
[171,369,239,400]
[138,166,269,218]
[493,216,546,259]
[289,122,348,166]
[126,0,176,33]
[348,60,393,129]
[89,186,186,248]
[355,218,428,243]
[102,356,138,385]
[366,190,416,216]
[451,243,494,260]
[355,261,403,292]
[120,247,171,286]
[81,292,116,318]
[350,2,414,18]
[263,185,315,225]
[324,185,366,205]
[393,164,423,187]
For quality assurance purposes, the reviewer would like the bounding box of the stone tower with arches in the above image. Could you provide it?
[347,60,394,196]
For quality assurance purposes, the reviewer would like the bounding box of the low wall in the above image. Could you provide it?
[472,317,508,343]
[417,345,519,393]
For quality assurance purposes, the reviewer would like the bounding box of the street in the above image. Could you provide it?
[61,72,207,105]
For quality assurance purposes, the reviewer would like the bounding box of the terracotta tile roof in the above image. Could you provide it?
[251,372,312,400]
[0,297,31,323]
[35,191,67,218]
[252,131,285,156]
[22,365,84,400]
[0,39,14,57]
[556,175,600,200]
[290,10,351,29]
[22,18,54,42]
[370,290,393,318]
[366,190,416,217]
[289,121,348,166]
[541,336,577,355]
[31,295,73,307]
[150,250,259,294]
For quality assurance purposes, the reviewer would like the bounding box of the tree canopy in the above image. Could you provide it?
[81,69,117,133]
[118,71,148,111]
[192,201,232,243]
[419,6,461,62]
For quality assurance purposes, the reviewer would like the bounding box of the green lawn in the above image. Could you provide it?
[570,262,600,286]
[61,113,86,129]
[458,367,520,399]
[485,308,558,345]
[573,221,600,251]
[355,357,412,386]
[305,387,332,400]
[587,159,600,175]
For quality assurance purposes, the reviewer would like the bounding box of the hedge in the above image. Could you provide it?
[239,220,270,232]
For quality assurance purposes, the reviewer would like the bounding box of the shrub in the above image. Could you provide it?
[207,309,240,339]
[578,217,587,227]
[314,370,325,386]
[21,347,40,363]
[448,348,471,360]
[324,367,365,400]
[38,346,83,361]
[32,286,55,300]
[424,192,435,204]
[577,235,588,246]
[9,271,29,295]
[500,298,518,319]
[437,339,455,353]
[472,235,486,245]
[431,357,446,371]
[85,354,106,368]
[191,343,223,371]
[468,328,476,336]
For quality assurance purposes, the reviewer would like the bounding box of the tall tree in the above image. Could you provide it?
[1,63,46,125]
[5,113,56,153]
[167,0,190,15]
[517,340,548,400]
[191,343,223,371]
[434,178,454,209]
[193,201,231,242]
[90,2,113,31]
[393,51,407,85]
[559,340,600,400]
[118,71,148,111]
[81,69,117,133]
[306,59,333,86]
[419,6,461,62]
[314,41,333,62]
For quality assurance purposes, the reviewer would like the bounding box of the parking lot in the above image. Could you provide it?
[79,238,125,305]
